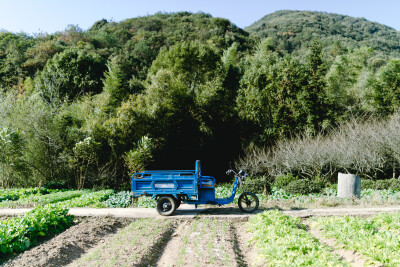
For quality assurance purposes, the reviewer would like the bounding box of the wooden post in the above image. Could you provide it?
[337,173,361,198]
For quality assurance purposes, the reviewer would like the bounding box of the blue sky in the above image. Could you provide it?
[0,0,399,34]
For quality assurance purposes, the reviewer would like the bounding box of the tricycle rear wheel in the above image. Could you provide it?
[238,192,259,213]
[156,196,177,216]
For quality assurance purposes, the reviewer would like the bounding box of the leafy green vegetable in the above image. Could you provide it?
[249,210,346,266]
[54,190,114,208]
[104,191,131,208]
[311,215,400,265]
[0,190,86,208]
[0,205,74,255]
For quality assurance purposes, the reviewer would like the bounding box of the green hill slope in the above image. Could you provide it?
[246,10,400,57]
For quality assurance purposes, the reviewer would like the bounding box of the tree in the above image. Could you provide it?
[124,136,154,175]
[372,59,400,115]
[301,40,332,133]
[69,137,100,189]
[35,48,106,101]
[0,128,26,187]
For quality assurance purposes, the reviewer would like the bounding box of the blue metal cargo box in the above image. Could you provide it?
[132,170,199,199]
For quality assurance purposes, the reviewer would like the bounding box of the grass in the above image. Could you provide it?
[311,214,400,266]
[248,210,347,266]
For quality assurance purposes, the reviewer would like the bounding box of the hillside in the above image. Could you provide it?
[2,11,400,189]
[246,10,400,57]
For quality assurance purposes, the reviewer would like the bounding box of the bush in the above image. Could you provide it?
[273,173,297,189]
[375,179,400,190]
[361,179,376,190]
[245,177,271,194]
[44,182,67,190]
[237,113,400,181]
[361,178,400,190]
[284,180,323,195]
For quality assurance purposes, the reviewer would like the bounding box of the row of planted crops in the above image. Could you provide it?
[0,188,119,257]
[249,211,400,266]
[3,186,400,264]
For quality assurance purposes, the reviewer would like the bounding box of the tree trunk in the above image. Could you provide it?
[337,173,361,198]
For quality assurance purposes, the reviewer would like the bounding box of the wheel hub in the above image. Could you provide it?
[163,202,171,211]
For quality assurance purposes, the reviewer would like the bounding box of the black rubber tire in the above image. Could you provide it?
[156,196,177,216]
[175,197,181,209]
[238,192,259,213]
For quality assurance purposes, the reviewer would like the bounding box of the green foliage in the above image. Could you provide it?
[0,190,85,208]
[284,179,323,195]
[35,48,106,101]
[54,189,114,208]
[0,127,27,187]
[69,137,101,189]
[273,173,297,189]
[104,191,131,208]
[0,187,60,202]
[249,210,345,266]
[124,136,155,175]
[372,59,400,115]
[362,179,400,190]
[245,177,271,194]
[1,11,400,189]
[311,215,400,265]
[0,205,74,255]
[246,10,400,58]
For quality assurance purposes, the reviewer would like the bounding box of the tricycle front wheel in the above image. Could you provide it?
[156,196,177,216]
[238,192,259,213]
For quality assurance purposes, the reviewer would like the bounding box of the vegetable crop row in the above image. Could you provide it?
[0,187,62,202]
[311,214,400,266]
[0,190,86,208]
[53,190,114,208]
[0,205,74,256]
[248,210,346,266]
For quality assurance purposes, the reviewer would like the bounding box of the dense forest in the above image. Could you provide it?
[1,10,400,189]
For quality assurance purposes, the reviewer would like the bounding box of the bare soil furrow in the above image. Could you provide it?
[67,218,175,267]
[232,222,259,267]
[156,219,238,267]
[2,217,130,267]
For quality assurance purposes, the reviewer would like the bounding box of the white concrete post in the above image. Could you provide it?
[337,173,361,198]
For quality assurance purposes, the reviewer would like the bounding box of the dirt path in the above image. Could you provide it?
[2,217,130,267]
[2,205,400,219]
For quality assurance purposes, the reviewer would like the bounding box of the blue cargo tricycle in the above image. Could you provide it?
[131,160,259,216]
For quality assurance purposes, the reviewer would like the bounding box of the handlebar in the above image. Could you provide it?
[226,169,247,180]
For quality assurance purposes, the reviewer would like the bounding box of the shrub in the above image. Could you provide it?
[273,173,297,189]
[237,113,400,181]
[245,177,271,194]
[361,179,376,190]
[375,179,400,190]
[44,182,67,189]
[361,178,400,190]
[284,179,323,195]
